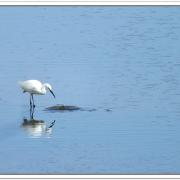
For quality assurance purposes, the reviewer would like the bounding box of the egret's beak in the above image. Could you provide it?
[49,89,56,98]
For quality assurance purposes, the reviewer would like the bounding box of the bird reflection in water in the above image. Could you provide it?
[21,107,56,138]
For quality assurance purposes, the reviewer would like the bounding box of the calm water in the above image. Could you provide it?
[0,6,180,174]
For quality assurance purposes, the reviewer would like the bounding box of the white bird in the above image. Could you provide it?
[19,80,55,108]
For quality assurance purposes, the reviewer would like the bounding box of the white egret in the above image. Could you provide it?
[19,80,55,108]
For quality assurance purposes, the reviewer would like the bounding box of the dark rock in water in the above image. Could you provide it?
[46,104,97,112]
[105,108,112,112]
[85,108,96,112]
[46,104,81,111]
[22,118,44,125]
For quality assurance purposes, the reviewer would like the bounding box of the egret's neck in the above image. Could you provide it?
[41,85,47,94]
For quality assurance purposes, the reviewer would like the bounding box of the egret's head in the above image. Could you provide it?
[44,83,55,98]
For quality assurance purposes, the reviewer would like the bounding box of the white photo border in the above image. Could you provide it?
[1,1,180,5]
[0,1,179,179]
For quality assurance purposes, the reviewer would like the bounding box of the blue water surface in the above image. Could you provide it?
[0,6,180,174]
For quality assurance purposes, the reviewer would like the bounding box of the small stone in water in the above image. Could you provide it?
[46,104,81,111]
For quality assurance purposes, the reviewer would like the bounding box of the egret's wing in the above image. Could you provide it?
[19,80,42,94]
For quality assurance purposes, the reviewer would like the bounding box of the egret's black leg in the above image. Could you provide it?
[30,94,33,118]
[30,107,33,119]
[30,94,32,109]
[32,94,36,108]
[31,106,34,119]
[29,96,35,119]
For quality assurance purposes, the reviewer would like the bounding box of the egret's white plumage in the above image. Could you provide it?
[19,80,55,107]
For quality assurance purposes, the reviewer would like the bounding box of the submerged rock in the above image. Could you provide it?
[104,108,112,112]
[46,104,96,112]
[46,104,81,111]
[23,118,44,124]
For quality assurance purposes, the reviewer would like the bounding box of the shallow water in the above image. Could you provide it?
[0,6,180,174]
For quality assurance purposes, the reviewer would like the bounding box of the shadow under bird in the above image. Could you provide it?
[19,80,55,108]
